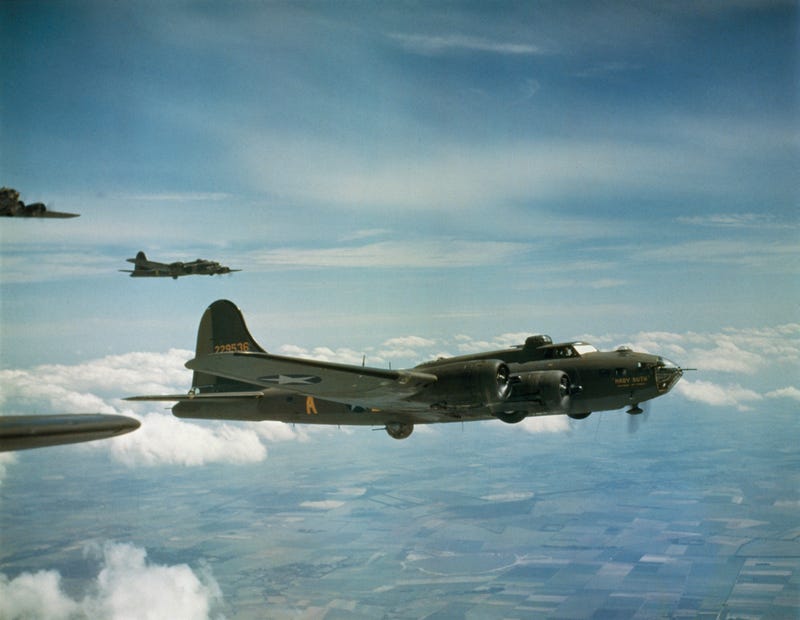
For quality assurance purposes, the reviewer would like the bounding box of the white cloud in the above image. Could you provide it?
[0,570,79,620]
[0,250,114,283]
[277,344,379,366]
[638,239,799,272]
[300,500,345,510]
[0,350,193,411]
[0,541,222,620]
[481,491,535,502]
[682,341,764,375]
[766,386,800,401]
[382,335,437,349]
[255,421,310,443]
[0,351,279,470]
[675,379,762,412]
[455,332,537,355]
[388,33,543,56]
[109,413,267,467]
[338,228,391,242]
[336,487,367,497]
[236,135,723,213]
[518,416,571,434]
[620,324,800,374]
[378,336,439,362]
[676,213,794,229]
[249,240,528,269]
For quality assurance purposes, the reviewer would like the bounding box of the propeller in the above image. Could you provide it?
[496,364,511,400]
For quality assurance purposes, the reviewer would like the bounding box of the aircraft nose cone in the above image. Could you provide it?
[656,357,683,393]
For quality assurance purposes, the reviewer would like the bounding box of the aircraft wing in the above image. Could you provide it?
[0,414,140,452]
[40,210,80,218]
[119,269,164,277]
[126,390,265,402]
[186,352,437,408]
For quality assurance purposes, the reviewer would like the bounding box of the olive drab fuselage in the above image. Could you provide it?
[131,300,685,439]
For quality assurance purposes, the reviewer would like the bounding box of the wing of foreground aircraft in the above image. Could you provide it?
[0,414,140,452]
[128,300,685,439]
[185,353,438,409]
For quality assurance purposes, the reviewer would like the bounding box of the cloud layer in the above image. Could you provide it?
[0,541,222,620]
[0,350,307,478]
[0,322,796,479]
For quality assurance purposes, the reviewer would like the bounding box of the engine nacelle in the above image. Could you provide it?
[504,370,572,414]
[421,360,511,408]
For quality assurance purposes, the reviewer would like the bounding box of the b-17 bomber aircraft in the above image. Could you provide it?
[121,251,241,279]
[0,187,79,218]
[129,300,685,439]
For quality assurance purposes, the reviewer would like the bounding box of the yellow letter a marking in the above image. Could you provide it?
[306,396,318,415]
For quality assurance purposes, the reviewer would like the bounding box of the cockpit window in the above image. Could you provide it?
[545,346,574,358]
[544,343,597,359]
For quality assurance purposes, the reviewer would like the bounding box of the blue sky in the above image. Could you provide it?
[1,4,798,617]
[1,2,798,388]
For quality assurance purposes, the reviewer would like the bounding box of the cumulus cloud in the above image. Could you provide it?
[277,344,379,366]
[0,570,79,619]
[675,380,763,412]
[0,541,222,620]
[681,341,764,375]
[518,416,571,434]
[455,332,538,355]
[0,350,193,412]
[255,420,309,442]
[382,335,437,349]
[607,324,799,378]
[379,335,438,361]
[0,351,303,474]
[766,386,800,401]
[0,320,796,478]
[109,413,267,467]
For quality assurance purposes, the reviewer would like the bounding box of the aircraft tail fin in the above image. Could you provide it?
[127,251,148,268]
[191,299,267,393]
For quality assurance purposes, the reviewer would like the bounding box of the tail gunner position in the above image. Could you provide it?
[129,300,684,439]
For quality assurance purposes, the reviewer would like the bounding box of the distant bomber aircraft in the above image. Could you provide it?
[129,300,685,439]
[0,414,140,451]
[0,187,79,218]
[121,251,241,279]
